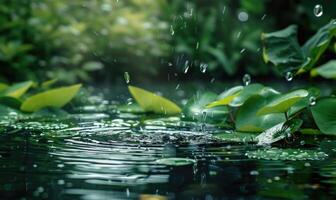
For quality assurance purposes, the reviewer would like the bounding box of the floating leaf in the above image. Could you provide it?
[311,98,336,135]
[215,132,257,143]
[256,119,302,145]
[155,158,196,166]
[257,89,308,115]
[128,85,181,115]
[1,81,33,98]
[0,96,22,109]
[236,95,285,132]
[311,60,336,79]
[20,84,82,112]
[245,148,328,161]
[206,86,243,108]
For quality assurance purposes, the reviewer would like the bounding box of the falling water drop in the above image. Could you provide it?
[242,74,251,86]
[124,72,130,84]
[314,5,323,17]
[184,60,190,74]
[285,71,293,82]
[170,25,175,35]
[200,63,208,73]
[309,96,316,106]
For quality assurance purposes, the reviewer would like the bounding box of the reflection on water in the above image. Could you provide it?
[0,102,336,200]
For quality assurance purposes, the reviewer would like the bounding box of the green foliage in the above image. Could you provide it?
[1,81,33,98]
[128,85,181,115]
[257,89,308,115]
[311,60,336,79]
[21,84,82,112]
[262,19,336,76]
[311,98,336,135]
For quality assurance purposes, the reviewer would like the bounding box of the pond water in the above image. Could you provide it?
[1,89,336,200]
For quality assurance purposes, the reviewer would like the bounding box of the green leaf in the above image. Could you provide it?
[311,60,336,79]
[311,98,336,135]
[1,81,33,98]
[245,148,328,161]
[257,89,308,115]
[206,86,243,108]
[0,96,22,109]
[236,95,285,132]
[301,19,336,71]
[20,84,82,112]
[256,119,302,145]
[229,84,264,107]
[261,25,305,74]
[128,85,181,115]
[0,83,8,92]
[41,78,58,88]
[155,158,196,166]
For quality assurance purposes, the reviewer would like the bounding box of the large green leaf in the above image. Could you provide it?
[1,81,33,98]
[206,86,243,108]
[236,95,285,132]
[20,84,82,112]
[128,85,181,115]
[257,89,308,115]
[311,98,336,135]
[301,19,336,71]
[183,92,228,122]
[0,83,8,92]
[311,60,336,79]
[261,25,305,74]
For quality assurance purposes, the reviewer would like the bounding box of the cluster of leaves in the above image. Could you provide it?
[0,79,81,114]
[127,83,336,145]
[262,19,336,78]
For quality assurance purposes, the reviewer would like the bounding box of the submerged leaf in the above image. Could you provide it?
[128,85,181,115]
[1,81,33,98]
[245,148,328,161]
[311,98,336,135]
[20,84,82,112]
[155,158,196,166]
[257,89,308,115]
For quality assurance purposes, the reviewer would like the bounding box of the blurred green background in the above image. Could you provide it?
[0,0,334,84]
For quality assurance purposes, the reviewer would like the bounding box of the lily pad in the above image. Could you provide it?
[1,81,33,98]
[245,148,328,161]
[20,84,82,112]
[311,98,336,135]
[257,89,308,116]
[256,119,302,145]
[155,158,196,166]
[236,95,285,132]
[128,85,181,115]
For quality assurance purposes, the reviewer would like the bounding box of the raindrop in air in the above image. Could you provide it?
[309,96,316,106]
[200,63,208,73]
[242,74,251,86]
[124,72,130,84]
[314,5,323,17]
[285,71,293,82]
[170,25,175,35]
[184,60,190,74]
[238,11,249,22]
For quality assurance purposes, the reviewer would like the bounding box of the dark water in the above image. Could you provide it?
[1,97,336,200]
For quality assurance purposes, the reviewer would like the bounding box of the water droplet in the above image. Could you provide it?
[238,11,249,22]
[184,60,190,74]
[196,42,199,50]
[124,72,130,84]
[242,74,251,86]
[285,71,293,82]
[175,84,180,90]
[309,96,316,106]
[261,14,267,20]
[200,63,208,73]
[240,48,246,54]
[168,62,173,67]
[170,25,175,35]
[300,140,305,146]
[314,5,323,17]
[250,170,259,176]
